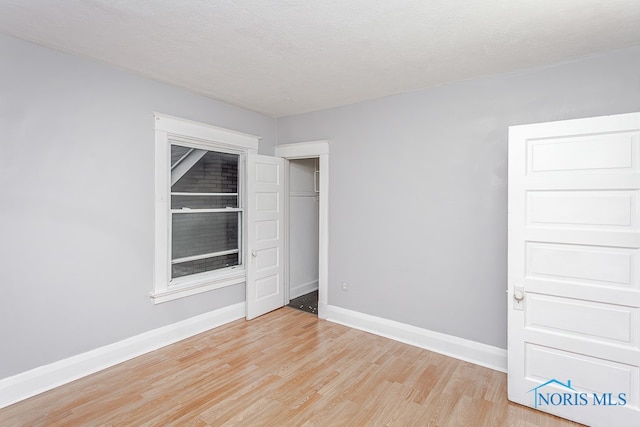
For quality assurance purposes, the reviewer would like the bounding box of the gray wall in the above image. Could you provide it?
[0,34,276,379]
[277,46,640,349]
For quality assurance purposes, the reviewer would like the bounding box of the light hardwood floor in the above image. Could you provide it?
[0,307,582,426]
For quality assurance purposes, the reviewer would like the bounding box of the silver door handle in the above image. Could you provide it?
[251,250,257,258]
[513,286,525,311]
[514,289,524,301]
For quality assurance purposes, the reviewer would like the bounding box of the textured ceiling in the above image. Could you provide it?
[1,0,640,117]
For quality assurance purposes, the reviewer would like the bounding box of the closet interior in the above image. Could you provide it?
[287,158,319,314]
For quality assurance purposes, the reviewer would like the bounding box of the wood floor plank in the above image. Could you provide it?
[0,307,584,426]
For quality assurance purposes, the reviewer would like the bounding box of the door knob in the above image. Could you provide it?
[513,286,524,311]
[251,250,257,258]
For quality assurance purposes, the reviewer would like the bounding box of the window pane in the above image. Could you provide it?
[172,253,240,278]
[171,195,238,209]
[170,145,192,168]
[172,212,240,260]
[171,147,238,193]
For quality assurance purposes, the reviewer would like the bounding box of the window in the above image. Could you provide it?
[153,113,259,303]
[170,147,241,278]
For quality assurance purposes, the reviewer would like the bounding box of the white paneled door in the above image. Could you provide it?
[508,113,640,426]
[246,154,285,320]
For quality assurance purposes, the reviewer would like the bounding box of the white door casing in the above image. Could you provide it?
[275,141,330,319]
[508,112,640,426]
[246,154,285,320]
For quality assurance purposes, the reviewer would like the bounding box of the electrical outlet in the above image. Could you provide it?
[341,281,348,291]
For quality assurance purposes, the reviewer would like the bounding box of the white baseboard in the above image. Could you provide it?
[325,305,507,373]
[290,280,319,299]
[0,302,245,409]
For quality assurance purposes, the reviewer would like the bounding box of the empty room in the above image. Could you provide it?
[1,1,640,426]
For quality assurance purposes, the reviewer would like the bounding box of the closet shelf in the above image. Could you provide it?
[290,191,318,198]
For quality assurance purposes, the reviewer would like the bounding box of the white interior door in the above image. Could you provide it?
[508,112,640,426]
[246,154,285,320]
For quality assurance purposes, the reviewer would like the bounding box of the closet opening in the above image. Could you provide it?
[275,140,329,319]
[285,158,320,315]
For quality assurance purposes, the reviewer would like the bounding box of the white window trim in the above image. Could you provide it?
[152,113,259,303]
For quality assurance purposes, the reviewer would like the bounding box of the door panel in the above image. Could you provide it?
[527,131,639,173]
[526,294,638,345]
[255,219,278,241]
[526,242,636,286]
[525,344,638,405]
[508,112,640,426]
[246,154,285,320]
[526,190,637,228]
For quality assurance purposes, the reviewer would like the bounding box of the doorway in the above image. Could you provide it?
[286,158,320,314]
[275,141,329,319]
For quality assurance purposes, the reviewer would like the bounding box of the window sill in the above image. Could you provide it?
[151,268,246,304]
